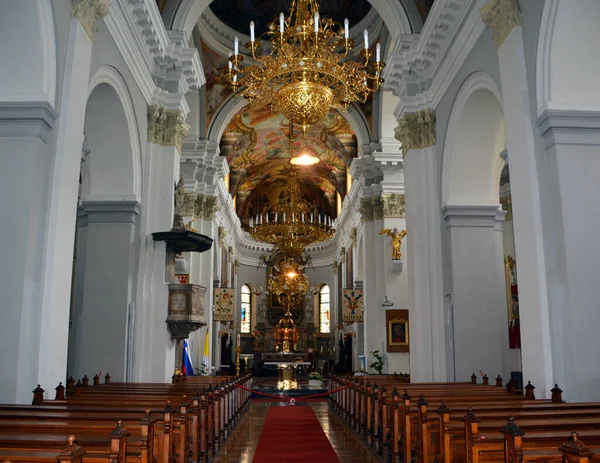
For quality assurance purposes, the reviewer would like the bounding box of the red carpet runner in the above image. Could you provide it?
[253,406,341,463]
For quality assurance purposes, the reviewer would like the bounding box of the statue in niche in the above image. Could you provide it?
[173,176,186,229]
[258,299,267,324]
[379,227,407,260]
[304,297,313,325]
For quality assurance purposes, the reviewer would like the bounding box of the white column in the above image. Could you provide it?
[134,140,180,382]
[69,200,140,381]
[536,110,600,401]
[443,205,509,382]
[0,103,57,404]
[481,0,554,397]
[403,144,447,382]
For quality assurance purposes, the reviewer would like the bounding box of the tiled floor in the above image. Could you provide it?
[213,402,382,463]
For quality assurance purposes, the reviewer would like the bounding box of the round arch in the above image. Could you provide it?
[441,72,506,207]
[536,0,600,115]
[0,0,56,105]
[207,95,372,148]
[85,67,142,200]
[170,0,413,46]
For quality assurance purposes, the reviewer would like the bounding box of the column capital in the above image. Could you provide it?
[395,109,436,155]
[148,105,190,152]
[443,204,500,228]
[480,0,522,49]
[382,194,406,218]
[71,0,110,39]
[80,199,141,225]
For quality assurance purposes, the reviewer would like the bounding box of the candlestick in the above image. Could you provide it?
[363,29,369,50]
[344,19,349,39]
[250,21,255,42]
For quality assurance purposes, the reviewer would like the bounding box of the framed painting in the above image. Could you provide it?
[386,309,410,353]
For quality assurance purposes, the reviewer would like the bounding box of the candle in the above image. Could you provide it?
[376,42,381,62]
[234,36,239,55]
[314,12,319,33]
[266,214,269,223]
[311,213,314,223]
[228,51,232,69]
[237,333,241,347]
[302,213,305,222]
[233,73,237,83]
[275,213,278,222]
[283,212,286,222]
[250,21,255,42]
[363,29,369,50]
[344,19,349,39]
[279,13,284,34]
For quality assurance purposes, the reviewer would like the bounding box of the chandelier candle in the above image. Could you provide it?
[227,0,385,136]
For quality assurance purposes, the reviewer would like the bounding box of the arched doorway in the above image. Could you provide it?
[67,73,141,383]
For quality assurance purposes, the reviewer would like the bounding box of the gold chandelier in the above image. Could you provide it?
[268,258,310,309]
[249,172,335,258]
[226,0,385,135]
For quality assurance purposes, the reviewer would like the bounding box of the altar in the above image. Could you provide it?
[264,361,311,390]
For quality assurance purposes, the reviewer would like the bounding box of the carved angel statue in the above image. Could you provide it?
[379,227,407,260]
[173,176,186,229]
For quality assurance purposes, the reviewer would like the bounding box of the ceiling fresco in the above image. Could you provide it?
[220,106,357,226]
[209,0,372,37]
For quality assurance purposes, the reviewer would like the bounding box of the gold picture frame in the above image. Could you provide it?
[388,318,409,347]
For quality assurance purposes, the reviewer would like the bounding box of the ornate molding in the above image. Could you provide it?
[194,194,221,220]
[383,194,406,218]
[358,198,374,222]
[373,198,384,221]
[71,0,111,39]
[181,193,197,216]
[480,0,522,49]
[148,105,190,151]
[395,109,436,155]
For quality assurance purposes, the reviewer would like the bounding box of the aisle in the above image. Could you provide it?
[253,405,340,462]
[213,402,381,463]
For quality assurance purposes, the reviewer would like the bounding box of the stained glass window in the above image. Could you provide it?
[319,285,331,334]
[241,285,251,334]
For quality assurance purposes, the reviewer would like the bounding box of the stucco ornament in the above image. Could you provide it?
[147,105,189,152]
[480,0,522,49]
[358,198,374,222]
[395,109,436,155]
[372,198,384,221]
[71,0,110,39]
[383,194,406,218]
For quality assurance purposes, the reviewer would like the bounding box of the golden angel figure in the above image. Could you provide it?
[379,227,407,260]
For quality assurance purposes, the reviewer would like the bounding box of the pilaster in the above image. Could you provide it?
[489,7,554,398]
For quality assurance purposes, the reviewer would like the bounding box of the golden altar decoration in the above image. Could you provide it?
[226,0,385,135]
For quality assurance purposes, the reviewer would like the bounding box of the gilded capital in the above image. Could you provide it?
[395,109,436,155]
[147,105,189,152]
[382,194,406,218]
[71,0,111,39]
[480,0,522,49]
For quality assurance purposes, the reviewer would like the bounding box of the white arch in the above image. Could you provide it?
[0,0,56,105]
[207,95,372,147]
[171,0,412,44]
[87,66,142,200]
[441,72,505,207]
[536,0,600,115]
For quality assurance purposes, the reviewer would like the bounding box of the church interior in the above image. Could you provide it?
[1,0,600,461]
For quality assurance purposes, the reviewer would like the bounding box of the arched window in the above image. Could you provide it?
[241,285,251,334]
[319,285,331,334]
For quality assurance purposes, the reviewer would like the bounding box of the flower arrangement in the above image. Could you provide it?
[308,372,323,381]
[370,350,384,375]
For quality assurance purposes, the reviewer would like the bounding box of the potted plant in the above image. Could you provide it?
[308,372,323,387]
[370,350,384,375]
